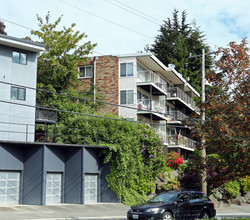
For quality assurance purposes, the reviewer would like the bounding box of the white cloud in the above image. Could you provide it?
[0,0,249,55]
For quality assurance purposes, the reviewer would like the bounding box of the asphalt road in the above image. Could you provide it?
[0,203,249,220]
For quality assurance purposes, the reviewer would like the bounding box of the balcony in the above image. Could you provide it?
[137,70,167,96]
[167,87,197,112]
[165,110,188,122]
[167,135,196,151]
[35,108,57,124]
[137,98,166,120]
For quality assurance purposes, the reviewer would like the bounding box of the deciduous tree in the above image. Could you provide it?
[191,39,250,186]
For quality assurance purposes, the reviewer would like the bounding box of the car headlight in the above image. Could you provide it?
[127,208,132,213]
[145,208,164,213]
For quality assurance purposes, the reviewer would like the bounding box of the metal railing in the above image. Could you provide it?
[165,110,188,122]
[167,87,197,110]
[167,135,196,150]
[137,98,165,113]
[137,70,167,93]
[36,108,57,123]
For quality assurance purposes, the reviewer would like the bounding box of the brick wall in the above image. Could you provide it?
[78,56,119,115]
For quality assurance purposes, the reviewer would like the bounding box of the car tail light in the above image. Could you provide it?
[211,202,215,207]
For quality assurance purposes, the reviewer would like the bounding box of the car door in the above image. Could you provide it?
[189,193,205,218]
[175,193,192,218]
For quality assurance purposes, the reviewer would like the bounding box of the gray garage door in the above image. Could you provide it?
[0,171,20,205]
[84,174,98,203]
[46,173,62,204]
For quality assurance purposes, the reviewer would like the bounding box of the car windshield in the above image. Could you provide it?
[148,192,178,203]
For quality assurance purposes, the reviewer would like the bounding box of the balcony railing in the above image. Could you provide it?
[167,135,196,150]
[137,70,167,93]
[36,108,57,123]
[165,110,188,122]
[167,87,196,110]
[137,99,165,113]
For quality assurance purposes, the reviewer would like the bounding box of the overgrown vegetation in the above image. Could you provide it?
[57,114,166,205]
[30,13,168,206]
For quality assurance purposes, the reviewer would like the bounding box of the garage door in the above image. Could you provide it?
[84,174,98,203]
[46,173,62,205]
[0,171,20,205]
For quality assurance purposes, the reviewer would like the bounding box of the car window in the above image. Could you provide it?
[190,193,209,202]
[177,193,191,201]
[149,193,178,203]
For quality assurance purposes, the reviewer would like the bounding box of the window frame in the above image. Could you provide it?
[12,51,27,65]
[120,62,134,77]
[78,65,93,78]
[120,90,134,105]
[10,87,26,101]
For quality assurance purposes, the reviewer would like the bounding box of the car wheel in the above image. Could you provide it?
[200,210,210,219]
[162,211,173,220]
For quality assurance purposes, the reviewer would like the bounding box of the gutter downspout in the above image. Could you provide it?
[93,57,97,103]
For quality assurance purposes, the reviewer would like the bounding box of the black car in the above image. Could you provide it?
[127,190,216,220]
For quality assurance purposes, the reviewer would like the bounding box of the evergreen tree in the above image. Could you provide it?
[150,9,213,93]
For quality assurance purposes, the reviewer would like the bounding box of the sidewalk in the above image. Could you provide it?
[0,203,249,220]
[0,203,129,220]
[216,203,250,217]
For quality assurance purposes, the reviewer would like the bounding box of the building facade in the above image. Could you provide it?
[0,35,119,205]
[0,141,119,205]
[0,34,44,142]
[78,53,200,158]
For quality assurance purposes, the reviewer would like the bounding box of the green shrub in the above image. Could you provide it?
[162,178,180,191]
[221,180,240,199]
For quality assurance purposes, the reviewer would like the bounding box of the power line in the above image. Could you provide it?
[0,80,168,117]
[103,0,161,26]
[0,99,141,123]
[59,0,153,40]
[112,0,162,23]
[0,18,33,31]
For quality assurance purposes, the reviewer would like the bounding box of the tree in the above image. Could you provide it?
[0,20,7,35]
[149,9,213,93]
[30,12,98,119]
[191,39,250,186]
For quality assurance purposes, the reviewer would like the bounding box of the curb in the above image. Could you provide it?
[28,217,127,220]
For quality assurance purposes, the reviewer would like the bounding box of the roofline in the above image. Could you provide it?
[0,34,45,52]
[148,54,200,97]
[91,53,200,97]
[0,140,109,149]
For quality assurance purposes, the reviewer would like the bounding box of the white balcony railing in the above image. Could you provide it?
[137,70,167,93]
[137,70,199,112]
[167,135,196,150]
[167,87,197,110]
[165,110,188,122]
[137,99,165,113]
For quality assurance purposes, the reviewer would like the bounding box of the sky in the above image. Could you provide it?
[0,0,250,56]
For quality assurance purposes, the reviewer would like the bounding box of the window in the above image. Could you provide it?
[120,62,133,77]
[120,90,134,104]
[12,51,27,65]
[10,87,26,101]
[84,174,98,203]
[0,171,20,205]
[46,173,62,204]
[79,66,92,78]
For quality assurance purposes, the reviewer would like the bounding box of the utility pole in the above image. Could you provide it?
[189,48,217,195]
[201,48,207,195]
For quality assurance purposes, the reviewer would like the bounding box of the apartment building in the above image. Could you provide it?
[78,53,200,158]
[0,34,44,142]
